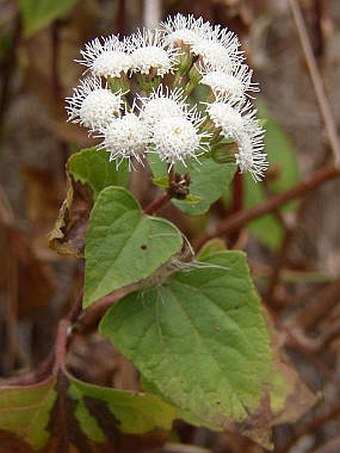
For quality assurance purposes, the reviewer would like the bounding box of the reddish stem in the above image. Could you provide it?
[52,319,70,374]
[144,192,172,215]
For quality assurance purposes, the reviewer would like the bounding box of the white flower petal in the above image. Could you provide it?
[77,36,131,78]
[137,85,187,126]
[65,77,124,131]
[199,64,259,100]
[151,116,209,167]
[100,114,151,168]
[127,28,180,76]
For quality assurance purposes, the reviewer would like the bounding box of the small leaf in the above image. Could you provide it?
[184,194,202,204]
[19,0,80,37]
[68,147,129,201]
[197,238,226,260]
[148,155,237,216]
[83,187,183,307]
[100,251,272,430]
[152,176,169,189]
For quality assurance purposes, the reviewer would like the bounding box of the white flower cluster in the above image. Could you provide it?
[66,14,268,180]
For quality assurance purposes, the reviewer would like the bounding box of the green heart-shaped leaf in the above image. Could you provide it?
[100,251,272,429]
[83,187,183,307]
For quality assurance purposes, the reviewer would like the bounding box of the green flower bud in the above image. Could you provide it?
[107,74,130,93]
[136,73,162,94]
[211,141,239,164]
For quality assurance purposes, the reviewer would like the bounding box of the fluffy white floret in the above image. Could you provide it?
[100,113,151,169]
[207,101,244,139]
[77,36,132,78]
[207,98,258,138]
[137,85,187,126]
[151,116,209,167]
[127,28,179,76]
[192,40,235,70]
[162,13,242,69]
[65,77,124,131]
[161,14,212,48]
[236,128,268,181]
[199,63,259,100]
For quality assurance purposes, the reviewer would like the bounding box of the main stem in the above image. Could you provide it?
[144,165,175,215]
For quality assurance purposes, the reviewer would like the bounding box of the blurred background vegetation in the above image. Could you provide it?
[0,0,340,451]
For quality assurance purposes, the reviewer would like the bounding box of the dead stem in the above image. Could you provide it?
[289,0,340,167]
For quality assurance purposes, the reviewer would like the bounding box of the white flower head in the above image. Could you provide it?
[99,113,151,169]
[210,23,241,56]
[162,14,242,69]
[77,36,132,78]
[65,77,124,131]
[192,39,238,70]
[206,98,258,140]
[151,115,210,168]
[137,85,188,126]
[161,14,212,49]
[194,23,243,69]
[199,63,259,101]
[127,28,180,77]
[236,127,268,181]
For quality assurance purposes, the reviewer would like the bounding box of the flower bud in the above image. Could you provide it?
[211,141,239,164]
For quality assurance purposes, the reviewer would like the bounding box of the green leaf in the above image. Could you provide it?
[174,160,236,215]
[19,0,80,37]
[197,238,226,260]
[243,100,300,249]
[149,155,237,216]
[0,376,57,449]
[68,373,176,436]
[0,368,176,450]
[83,187,183,307]
[100,251,272,429]
[68,147,129,200]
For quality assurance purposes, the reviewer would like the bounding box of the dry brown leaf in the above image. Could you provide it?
[49,175,93,258]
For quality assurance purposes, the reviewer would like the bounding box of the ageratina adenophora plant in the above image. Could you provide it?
[66,14,268,179]
[50,13,293,449]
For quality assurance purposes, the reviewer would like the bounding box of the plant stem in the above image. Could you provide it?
[289,0,340,167]
[144,165,177,215]
[144,192,172,215]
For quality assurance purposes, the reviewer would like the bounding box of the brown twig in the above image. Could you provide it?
[289,0,340,167]
[194,164,339,251]
[293,278,340,332]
